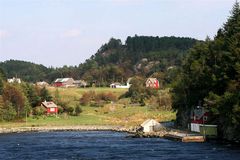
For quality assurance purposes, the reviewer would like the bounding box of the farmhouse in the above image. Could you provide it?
[110,82,121,88]
[141,119,160,133]
[145,78,159,89]
[41,101,58,114]
[110,78,132,89]
[7,77,21,84]
[53,78,74,87]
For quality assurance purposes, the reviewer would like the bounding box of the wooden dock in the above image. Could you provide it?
[164,133,205,142]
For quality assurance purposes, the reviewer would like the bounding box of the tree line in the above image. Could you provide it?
[0,36,198,87]
[172,1,240,141]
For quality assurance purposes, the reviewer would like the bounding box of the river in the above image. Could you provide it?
[0,131,239,160]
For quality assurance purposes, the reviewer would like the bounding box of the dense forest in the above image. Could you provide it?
[0,36,198,86]
[172,2,240,141]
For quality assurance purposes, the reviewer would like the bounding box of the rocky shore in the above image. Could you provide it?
[0,125,135,134]
[0,125,204,143]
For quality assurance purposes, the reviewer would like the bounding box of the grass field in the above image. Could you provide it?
[0,87,176,128]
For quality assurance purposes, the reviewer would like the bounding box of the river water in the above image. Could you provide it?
[0,131,239,160]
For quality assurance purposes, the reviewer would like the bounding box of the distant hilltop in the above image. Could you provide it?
[0,36,199,85]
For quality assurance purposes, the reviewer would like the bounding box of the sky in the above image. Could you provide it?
[0,0,236,67]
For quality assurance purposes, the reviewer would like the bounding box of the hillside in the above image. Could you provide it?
[0,60,51,82]
[0,36,199,84]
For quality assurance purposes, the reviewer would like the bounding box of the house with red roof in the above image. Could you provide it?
[41,101,58,114]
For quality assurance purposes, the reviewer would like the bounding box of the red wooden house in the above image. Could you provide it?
[53,78,74,87]
[191,106,209,124]
[41,101,58,114]
[190,106,209,132]
[145,78,159,89]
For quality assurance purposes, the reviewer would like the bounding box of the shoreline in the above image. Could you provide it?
[0,125,135,134]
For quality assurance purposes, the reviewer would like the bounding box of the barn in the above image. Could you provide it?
[53,78,74,87]
[145,78,159,89]
[41,101,58,114]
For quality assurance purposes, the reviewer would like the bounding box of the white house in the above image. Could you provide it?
[141,119,160,133]
[110,78,132,89]
[7,77,21,84]
[36,81,49,87]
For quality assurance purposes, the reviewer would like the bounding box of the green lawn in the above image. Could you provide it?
[0,87,176,128]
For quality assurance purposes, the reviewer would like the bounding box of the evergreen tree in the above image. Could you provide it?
[40,87,52,101]
[172,1,240,141]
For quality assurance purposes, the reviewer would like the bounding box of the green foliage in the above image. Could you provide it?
[0,68,5,95]
[53,88,62,106]
[75,104,82,116]
[65,105,74,115]
[57,106,64,114]
[0,60,50,82]
[80,90,117,107]
[40,87,52,101]
[1,102,17,121]
[22,83,41,107]
[2,83,29,118]
[172,1,240,141]
[33,106,45,116]
[0,36,197,87]
[123,76,158,105]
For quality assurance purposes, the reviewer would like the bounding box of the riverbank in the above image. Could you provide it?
[0,125,137,134]
[0,125,204,142]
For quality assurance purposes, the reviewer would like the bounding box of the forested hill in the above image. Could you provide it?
[83,36,198,85]
[0,60,51,82]
[0,36,199,84]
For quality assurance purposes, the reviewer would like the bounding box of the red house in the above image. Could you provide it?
[191,106,208,124]
[53,78,75,87]
[146,78,159,89]
[190,106,209,132]
[41,101,58,114]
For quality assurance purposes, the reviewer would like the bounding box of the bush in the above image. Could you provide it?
[1,102,17,121]
[80,91,95,106]
[57,106,64,114]
[75,104,82,116]
[33,106,45,116]
[65,106,74,115]
[80,91,117,107]
[94,92,117,107]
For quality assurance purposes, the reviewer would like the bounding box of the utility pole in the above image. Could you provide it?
[25,111,27,127]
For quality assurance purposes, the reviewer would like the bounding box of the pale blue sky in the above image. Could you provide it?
[0,0,236,67]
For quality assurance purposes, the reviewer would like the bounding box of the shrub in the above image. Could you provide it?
[57,106,64,114]
[1,102,17,121]
[80,91,117,107]
[33,106,45,116]
[80,91,95,106]
[75,104,82,116]
[65,106,74,115]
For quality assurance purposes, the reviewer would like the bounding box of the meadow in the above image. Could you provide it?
[0,87,175,128]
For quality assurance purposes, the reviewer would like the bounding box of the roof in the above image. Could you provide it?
[146,78,158,83]
[110,82,122,86]
[41,101,58,108]
[141,119,159,127]
[54,78,73,83]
